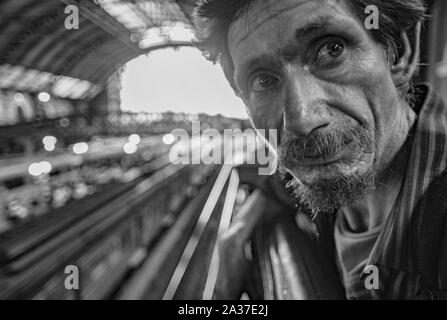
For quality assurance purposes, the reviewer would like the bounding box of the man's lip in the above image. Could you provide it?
[300,157,341,167]
[299,141,354,167]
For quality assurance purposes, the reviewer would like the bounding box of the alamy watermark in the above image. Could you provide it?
[64,5,79,30]
[363,265,380,290]
[64,265,79,290]
[164,121,278,176]
[364,5,379,30]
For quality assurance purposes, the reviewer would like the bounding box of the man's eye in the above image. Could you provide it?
[251,74,279,92]
[314,39,345,65]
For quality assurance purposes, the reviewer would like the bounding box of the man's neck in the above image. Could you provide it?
[340,106,417,233]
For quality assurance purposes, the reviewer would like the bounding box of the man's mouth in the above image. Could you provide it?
[296,140,355,168]
[301,158,342,167]
[279,124,374,174]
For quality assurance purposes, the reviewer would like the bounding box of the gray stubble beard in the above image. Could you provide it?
[277,123,377,217]
[278,165,376,217]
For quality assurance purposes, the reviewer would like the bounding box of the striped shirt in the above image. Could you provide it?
[332,84,447,299]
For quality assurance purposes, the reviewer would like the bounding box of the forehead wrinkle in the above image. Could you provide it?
[231,0,313,49]
[294,16,334,40]
[276,17,336,62]
[236,16,356,76]
[229,0,354,58]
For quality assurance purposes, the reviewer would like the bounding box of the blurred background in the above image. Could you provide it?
[0,0,445,299]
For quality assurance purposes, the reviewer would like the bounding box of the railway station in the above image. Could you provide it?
[0,0,447,300]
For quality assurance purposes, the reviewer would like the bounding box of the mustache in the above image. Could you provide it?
[279,124,374,165]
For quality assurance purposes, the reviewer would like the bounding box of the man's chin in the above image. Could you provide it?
[278,164,376,216]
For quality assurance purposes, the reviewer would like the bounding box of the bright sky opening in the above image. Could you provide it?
[120,46,248,119]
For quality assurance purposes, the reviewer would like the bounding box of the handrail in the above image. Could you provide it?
[162,163,234,300]
[115,166,221,299]
[202,169,240,300]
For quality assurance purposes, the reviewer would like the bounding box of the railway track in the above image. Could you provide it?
[0,139,265,300]
[0,153,215,299]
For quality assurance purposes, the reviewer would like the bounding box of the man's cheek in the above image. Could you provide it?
[352,55,394,101]
[249,103,283,132]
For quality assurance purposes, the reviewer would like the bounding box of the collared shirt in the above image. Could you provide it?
[330,84,447,299]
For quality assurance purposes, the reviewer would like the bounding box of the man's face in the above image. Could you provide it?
[227,0,408,213]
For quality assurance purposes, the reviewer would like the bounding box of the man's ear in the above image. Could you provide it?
[391,22,422,89]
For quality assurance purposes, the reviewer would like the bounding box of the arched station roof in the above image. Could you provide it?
[0,0,196,98]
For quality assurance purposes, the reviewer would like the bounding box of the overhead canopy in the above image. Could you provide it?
[0,0,196,97]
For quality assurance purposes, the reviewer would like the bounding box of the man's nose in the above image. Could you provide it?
[283,71,330,138]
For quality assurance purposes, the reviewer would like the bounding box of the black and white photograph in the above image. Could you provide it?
[0,0,447,306]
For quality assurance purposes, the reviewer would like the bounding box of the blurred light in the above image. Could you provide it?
[28,161,52,176]
[14,93,25,102]
[73,142,89,154]
[162,133,175,145]
[42,136,57,146]
[123,142,138,154]
[128,134,141,145]
[9,201,29,219]
[28,163,40,176]
[0,64,101,100]
[130,33,140,43]
[38,92,51,102]
[44,144,55,152]
[97,0,146,32]
[59,117,70,127]
[52,76,93,100]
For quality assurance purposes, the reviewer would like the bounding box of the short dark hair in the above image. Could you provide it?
[194,0,427,99]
